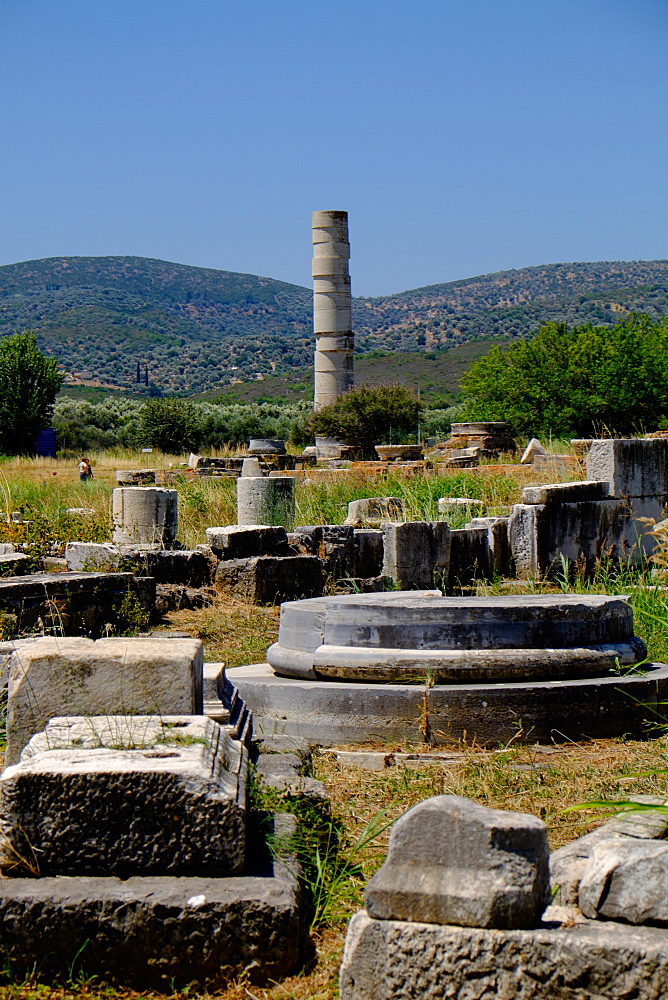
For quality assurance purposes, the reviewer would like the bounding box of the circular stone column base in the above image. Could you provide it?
[227,662,668,749]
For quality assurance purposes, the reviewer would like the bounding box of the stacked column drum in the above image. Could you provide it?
[312,210,354,410]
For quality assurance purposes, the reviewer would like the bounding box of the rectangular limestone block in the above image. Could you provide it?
[507,499,643,578]
[145,549,214,587]
[520,480,612,505]
[353,530,384,578]
[0,813,300,990]
[64,542,121,572]
[0,571,155,638]
[365,796,549,929]
[0,716,246,877]
[339,910,668,1000]
[448,527,494,586]
[587,438,668,498]
[5,638,203,766]
[465,516,510,575]
[381,522,436,589]
[345,498,404,526]
[550,798,668,906]
[315,525,356,581]
[205,525,289,558]
[215,555,323,604]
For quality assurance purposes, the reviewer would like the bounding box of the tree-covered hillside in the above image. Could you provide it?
[1,255,667,396]
[353,260,668,352]
[0,256,312,393]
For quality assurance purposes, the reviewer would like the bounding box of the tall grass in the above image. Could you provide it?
[0,452,530,554]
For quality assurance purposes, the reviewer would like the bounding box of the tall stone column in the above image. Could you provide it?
[312,210,354,410]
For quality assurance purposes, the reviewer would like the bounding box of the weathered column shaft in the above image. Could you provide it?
[312,210,354,410]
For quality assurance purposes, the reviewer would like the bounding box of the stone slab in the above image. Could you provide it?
[520,480,612,504]
[339,909,668,1000]
[0,571,155,637]
[0,553,30,575]
[0,814,301,990]
[365,796,549,928]
[145,549,214,587]
[353,529,384,578]
[381,521,435,588]
[507,498,651,577]
[228,661,668,748]
[65,542,121,572]
[520,437,547,463]
[579,838,668,924]
[0,716,246,877]
[464,516,510,575]
[215,555,323,604]
[205,525,289,558]
[345,497,404,525]
[587,437,668,498]
[447,526,494,586]
[5,637,203,765]
[551,797,668,905]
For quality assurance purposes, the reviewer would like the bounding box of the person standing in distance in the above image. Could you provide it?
[77,457,93,482]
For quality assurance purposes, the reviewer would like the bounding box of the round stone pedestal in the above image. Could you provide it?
[228,662,668,748]
[267,592,646,683]
[230,591,662,747]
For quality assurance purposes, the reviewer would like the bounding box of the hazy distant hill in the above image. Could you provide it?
[1,255,667,397]
[354,260,668,352]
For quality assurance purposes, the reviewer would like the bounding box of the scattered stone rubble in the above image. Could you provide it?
[0,434,660,627]
[433,421,517,468]
[0,645,314,989]
[340,795,668,999]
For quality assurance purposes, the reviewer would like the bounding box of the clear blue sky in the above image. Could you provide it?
[1,0,666,296]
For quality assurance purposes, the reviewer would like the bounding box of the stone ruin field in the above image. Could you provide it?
[1,440,668,998]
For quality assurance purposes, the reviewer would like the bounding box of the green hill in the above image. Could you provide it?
[1,255,667,399]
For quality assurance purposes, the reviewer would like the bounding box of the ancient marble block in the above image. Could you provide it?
[447,526,493,586]
[65,542,121,572]
[0,716,245,877]
[381,521,435,589]
[507,498,636,577]
[353,529,384,578]
[364,796,550,929]
[520,480,612,505]
[520,437,547,463]
[587,437,668,499]
[579,838,668,924]
[206,525,289,558]
[465,516,510,575]
[5,637,203,765]
[214,555,323,604]
[550,797,668,906]
[145,549,213,587]
[0,813,301,990]
[339,910,668,1000]
[345,497,404,526]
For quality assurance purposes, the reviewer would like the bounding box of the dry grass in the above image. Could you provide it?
[3,736,667,1000]
[160,597,280,667]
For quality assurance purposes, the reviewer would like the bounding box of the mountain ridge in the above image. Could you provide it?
[1,255,667,396]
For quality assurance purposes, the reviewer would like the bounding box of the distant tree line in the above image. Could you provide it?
[51,391,456,455]
[461,314,668,437]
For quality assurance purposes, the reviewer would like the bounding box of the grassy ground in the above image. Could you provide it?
[0,446,582,555]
